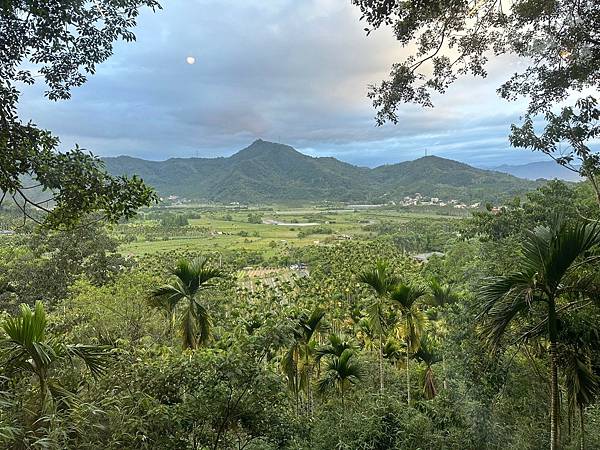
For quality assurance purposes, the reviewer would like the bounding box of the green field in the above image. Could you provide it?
[117,205,468,256]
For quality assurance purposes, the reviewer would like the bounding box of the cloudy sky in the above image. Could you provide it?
[19,0,552,167]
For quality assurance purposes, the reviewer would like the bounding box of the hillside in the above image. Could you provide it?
[103,140,538,203]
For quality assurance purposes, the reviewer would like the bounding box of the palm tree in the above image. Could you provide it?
[355,317,376,352]
[564,349,598,450]
[382,338,402,363]
[427,278,459,390]
[357,260,399,393]
[149,257,223,349]
[316,333,355,362]
[414,335,441,400]
[479,218,600,450]
[317,349,362,408]
[559,317,600,450]
[0,301,108,413]
[390,283,427,404]
[282,307,325,415]
[428,278,459,310]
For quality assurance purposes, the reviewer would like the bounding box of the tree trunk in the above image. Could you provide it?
[307,363,313,416]
[580,405,585,450]
[293,356,300,416]
[39,372,48,413]
[442,354,447,391]
[549,299,560,450]
[379,334,384,394]
[585,172,600,209]
[406,338,411,404]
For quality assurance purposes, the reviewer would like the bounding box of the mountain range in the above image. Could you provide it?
[103,140,540,203]
[493,161,581,181]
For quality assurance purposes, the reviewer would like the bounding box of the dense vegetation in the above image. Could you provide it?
[2,1,598,449]
[103,140,538,204]
[1,180,599,449]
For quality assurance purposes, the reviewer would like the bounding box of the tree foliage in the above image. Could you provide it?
[0,0,161,227]
[354,0,600,191]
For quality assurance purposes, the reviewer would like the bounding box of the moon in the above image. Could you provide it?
[186,56,196,65]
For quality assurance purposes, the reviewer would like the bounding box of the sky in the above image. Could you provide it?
[18,0,558,168]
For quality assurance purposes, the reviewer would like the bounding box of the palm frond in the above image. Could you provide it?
[478,272,536,314]
[382,338,403,361]
[171,258,198,288]
[281,345,300,392]
[197,267,225,286]
[546,221,600,292]
[479,292,532,348]
[357,260,399,296]
[181,307,198,349]
[64,344,110,378]
[172,257,224,294]
[564,349,599,420]
[390,284,427,311]
[300,307,325,342]
[148,284,186,311]
[2,301,47,347]
[336,349,362,382]
[365,300,385,334]
[414,335,441,366]
[317,349,362,395]
[194,300,212,346]
[316,333,355,361]
[316,371,337,394]
[423,366,437,400]
[428,278,458,307]
[1,302,57,375]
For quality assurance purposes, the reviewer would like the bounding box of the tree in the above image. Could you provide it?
[357,260,399,393]
[428,278,459,309]
[414,335,441,400]
[564,349,599,450]
[317,349,362,408]
[247,213,263,224]
[510,97,600,207]
[353,0,599,186]
[390,283,427,404]
[149,257,223,349]
[0,220,130,309]
[316,333,356,362]
[427,278,459,390]
[0,301,108,414]
[160,213,190,227]
[557,313,600,450]
[479,218,600,450]
[1,0,161,228]
[282,307,325,415]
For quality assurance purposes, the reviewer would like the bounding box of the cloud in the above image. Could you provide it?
[16,0,562,166]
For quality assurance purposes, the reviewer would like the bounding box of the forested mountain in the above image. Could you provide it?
[104,140,538,203]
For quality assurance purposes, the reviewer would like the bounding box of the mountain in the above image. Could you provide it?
[494,161,581,181]
[103,140,539,203]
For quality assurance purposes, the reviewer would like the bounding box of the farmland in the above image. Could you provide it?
[115,204,469,257]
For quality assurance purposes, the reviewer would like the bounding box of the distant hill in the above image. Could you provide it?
[103,140,539,203]
[494,161,581,181]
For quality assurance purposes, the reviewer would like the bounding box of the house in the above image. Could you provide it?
[413,251,445,263]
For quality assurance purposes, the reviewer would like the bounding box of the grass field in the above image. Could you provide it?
[117,205,468,257]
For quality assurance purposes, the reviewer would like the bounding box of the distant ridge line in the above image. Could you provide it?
[103,139,540,203]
